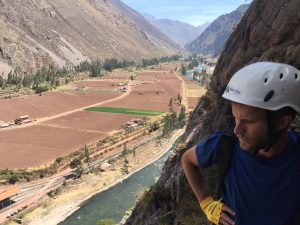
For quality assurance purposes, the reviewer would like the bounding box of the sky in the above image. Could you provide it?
[121,0,252,27]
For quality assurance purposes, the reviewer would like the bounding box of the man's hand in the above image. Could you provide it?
[199,196,235,225]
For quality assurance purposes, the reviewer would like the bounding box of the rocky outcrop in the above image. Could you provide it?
[185,4,249,56]
[124,0,300,224]
[0,0,183,76]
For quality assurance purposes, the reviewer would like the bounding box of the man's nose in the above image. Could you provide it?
[234,119,243,135]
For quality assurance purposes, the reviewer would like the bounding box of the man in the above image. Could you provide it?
[181,62,300,225]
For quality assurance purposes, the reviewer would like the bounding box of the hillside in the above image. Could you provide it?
[109,0,182,51]
[143,14,210,47]
[185,4,249,56]
[124,0,300,224]
[0,0,182,76]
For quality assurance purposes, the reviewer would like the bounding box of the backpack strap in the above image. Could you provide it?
[293,129,300,223]
[216,128,236,199]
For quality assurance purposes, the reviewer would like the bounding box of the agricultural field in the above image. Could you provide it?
[0,87,121,122]
[86,107,163,116]
[181,75,207,110]
[0,64,203,169]
[103,71,182,112]
[0,125,104,169]
[41,111,143,133]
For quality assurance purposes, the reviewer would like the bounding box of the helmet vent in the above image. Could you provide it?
[279,73,284,79]
[295,73,298,79]
[264,90,274,102]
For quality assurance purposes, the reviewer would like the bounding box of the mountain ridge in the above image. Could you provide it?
[143,14,210,47]
[185,4,249,56]
[0,0,183,76]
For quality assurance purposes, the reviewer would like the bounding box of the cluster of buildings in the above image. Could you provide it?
[0,115,32,129]
[118,83,128,93]
[122,118,142,130]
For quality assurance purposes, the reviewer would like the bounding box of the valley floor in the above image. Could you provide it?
[9,129,184,225]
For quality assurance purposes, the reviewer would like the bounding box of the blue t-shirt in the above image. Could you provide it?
[195,130,300,225]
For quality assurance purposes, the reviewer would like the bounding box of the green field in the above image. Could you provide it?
[85,106,163,116]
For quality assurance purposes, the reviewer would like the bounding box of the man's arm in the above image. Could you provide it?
[181,146,210,201]
[181,146,236,225]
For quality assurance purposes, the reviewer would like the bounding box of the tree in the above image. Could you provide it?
[121,143,127,157]
[180,64,187,75]
[0,76,5,88]
[187,58,198,70]
[162,114,172,137]
[177,93,182,104]
[23,75,33,88]
[75,166,84,178]
[89,60,102,77]
[121,157,129,175]
[84,145,91,167]
[70,159,81,168]
[8,174,20,184]
[178,105,186,128]
[168,98,173,112]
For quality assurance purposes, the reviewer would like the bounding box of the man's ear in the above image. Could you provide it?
[277,115,293,130]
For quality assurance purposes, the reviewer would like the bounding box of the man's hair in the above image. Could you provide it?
[270,106,297,122]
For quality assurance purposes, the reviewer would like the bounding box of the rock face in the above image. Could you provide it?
[143,14,210,47]
[185,4,249,56]
[0,0,182,76]
[124,0,300,224]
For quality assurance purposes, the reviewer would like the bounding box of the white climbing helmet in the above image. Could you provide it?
[222,62,300,112]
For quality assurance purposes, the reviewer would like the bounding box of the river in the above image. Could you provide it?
[58,138,180,225]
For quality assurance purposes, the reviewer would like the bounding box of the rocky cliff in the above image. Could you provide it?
[124,0,300,224]
[185,4,249,56]
[0,0,182,76]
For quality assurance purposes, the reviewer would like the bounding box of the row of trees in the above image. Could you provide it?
[141,55,181,67]
[162,105,187,137]
[0,54,182,94]
[193,71,212,86]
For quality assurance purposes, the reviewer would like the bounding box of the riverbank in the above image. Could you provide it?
[11,129,184,225]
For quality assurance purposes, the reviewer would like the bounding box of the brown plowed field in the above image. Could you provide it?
[103,72,182,112]
[107,70,132,80]
[0,91,121,121]
[65,80,120,91]
[0,125,104,169]
[42,111,143,133]
[0,67,189,169]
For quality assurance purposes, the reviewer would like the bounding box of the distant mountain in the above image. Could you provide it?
[143,14,210,47]
[185,4,250,56]
[196,22,210,34]
[0,0,183,76]
[109,0,182,52]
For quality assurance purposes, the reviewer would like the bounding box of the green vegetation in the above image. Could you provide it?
[179,64,187,75]
[193,71,212,86]
[96,219,116,225]
[162,105,187,137]
[0,54,181,97]
[85,106,163,116]
[121,157,129,175]
[187,58,199,70]
[140,55,181,68]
